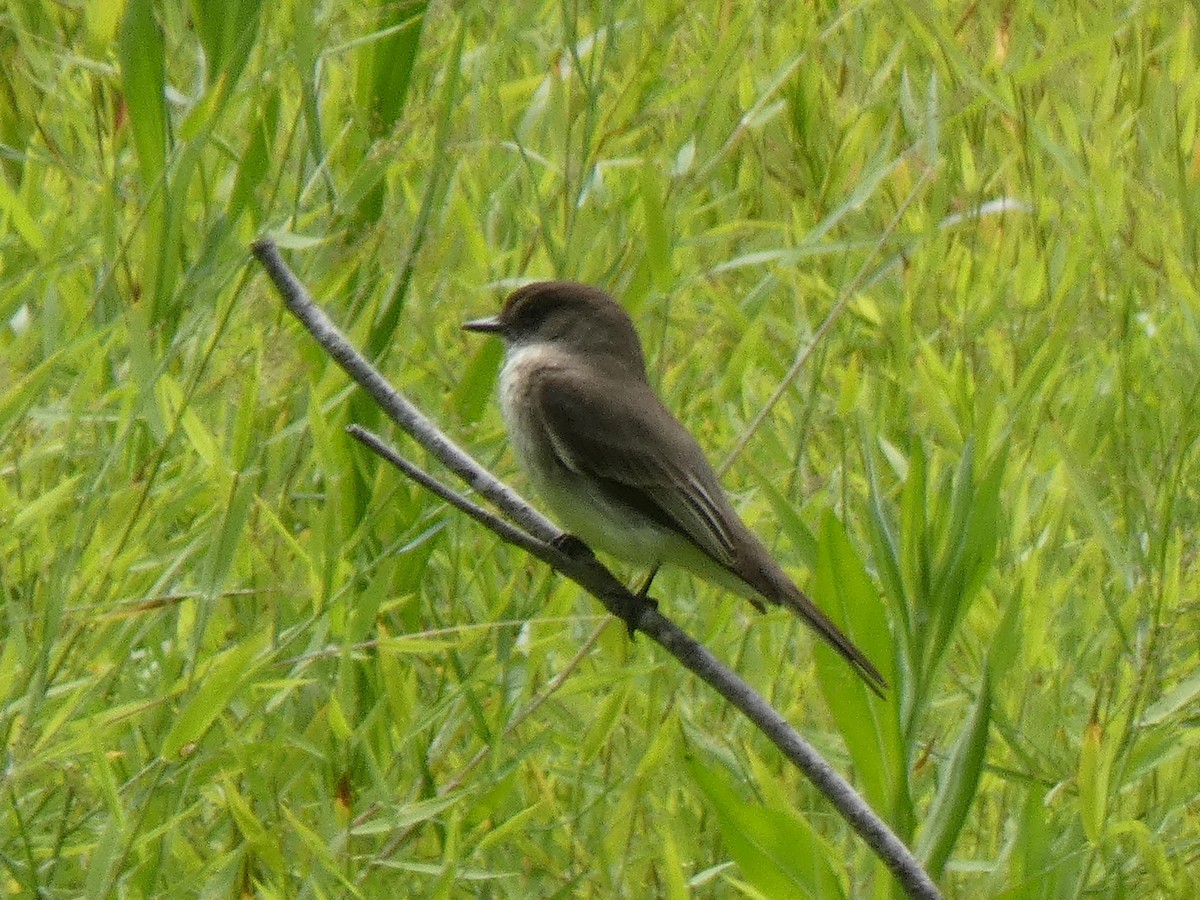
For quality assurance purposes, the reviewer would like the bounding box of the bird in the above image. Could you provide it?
[463,281,887,697]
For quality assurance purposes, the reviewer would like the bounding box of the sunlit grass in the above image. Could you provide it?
[2,1,1198,896]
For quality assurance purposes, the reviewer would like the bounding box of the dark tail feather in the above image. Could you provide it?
[753,563,888,698]
[779,584,888,698]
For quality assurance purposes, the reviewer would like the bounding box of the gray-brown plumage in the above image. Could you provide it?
[464,281,887,697]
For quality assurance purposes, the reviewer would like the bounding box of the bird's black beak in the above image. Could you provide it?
[462,315,504,335]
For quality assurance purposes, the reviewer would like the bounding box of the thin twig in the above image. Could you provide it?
[251,238,941,900]
[348,425,552,559]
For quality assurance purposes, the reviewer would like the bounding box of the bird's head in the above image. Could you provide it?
[464,281,646,376]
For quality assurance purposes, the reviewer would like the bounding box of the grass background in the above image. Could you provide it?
[3,0,1199,896]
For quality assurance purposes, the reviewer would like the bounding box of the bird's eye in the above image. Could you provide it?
[515,298,545,328]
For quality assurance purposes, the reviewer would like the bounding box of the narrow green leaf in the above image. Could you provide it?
[579,685,629,764]
[1055,430,1132,579]
[1107,820,1179,895]
[155,135,206,329]
[899,441,928,639]
[814,512,904,822]
[804,136,901,246]
[222,774,285,870]
[85,0,123,52]
[452,337,504,424]
[125,301,165,440]
[475,802,546,853]
[230,339,261,470]
[1078,720,1108,844]
[0,173,45,251]
[686,756,846,899]
[282,805,360,889]
[349,793,466,835]
[641,159,671,290]
[925,70,940,162]
[915,675,991,879]
[292,0,332,200]
[746,459,819,570]
[350,0,431,222]
[82,816,122,900]
[160,634,269,758]
[357,1,429,137]
[12,475,82,530]
[202,469,257,602]
[376,635,458,656]
[987,589,1022,687]
[859,427,907,630]
[118,0,167,187]
[189,0,263,91]
[229,93,277,224]
[1140,667,1200,727]
[365,17,462,356]
[928,443,1003,674]
[929,439,977,613]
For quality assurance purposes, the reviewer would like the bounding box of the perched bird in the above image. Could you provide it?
[464,281,887,696]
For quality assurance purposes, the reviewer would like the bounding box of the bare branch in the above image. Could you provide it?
[251,238,941,900]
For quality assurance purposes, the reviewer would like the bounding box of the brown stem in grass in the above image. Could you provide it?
[251,238,942,900]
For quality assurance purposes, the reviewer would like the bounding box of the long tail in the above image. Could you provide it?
[749,558,889,698]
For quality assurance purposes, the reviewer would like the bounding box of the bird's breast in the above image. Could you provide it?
[497,344,567,489]
[496,344,672,564]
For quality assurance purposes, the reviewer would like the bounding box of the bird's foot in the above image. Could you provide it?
[551,533,595,560]
[635,565,661,599]
[616,593,657,640]
[550,535,655,639]
[608,565,661,638]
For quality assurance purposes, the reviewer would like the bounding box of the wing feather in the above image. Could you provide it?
[532,367,739,566]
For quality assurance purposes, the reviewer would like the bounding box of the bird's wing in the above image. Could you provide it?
[532,366,890,697]
[532,366,740,567]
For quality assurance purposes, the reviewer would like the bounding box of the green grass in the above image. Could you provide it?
[3,0,1199,896]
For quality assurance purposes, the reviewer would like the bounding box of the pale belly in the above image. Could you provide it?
[495,344,766,607]
[497,345,681,566]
